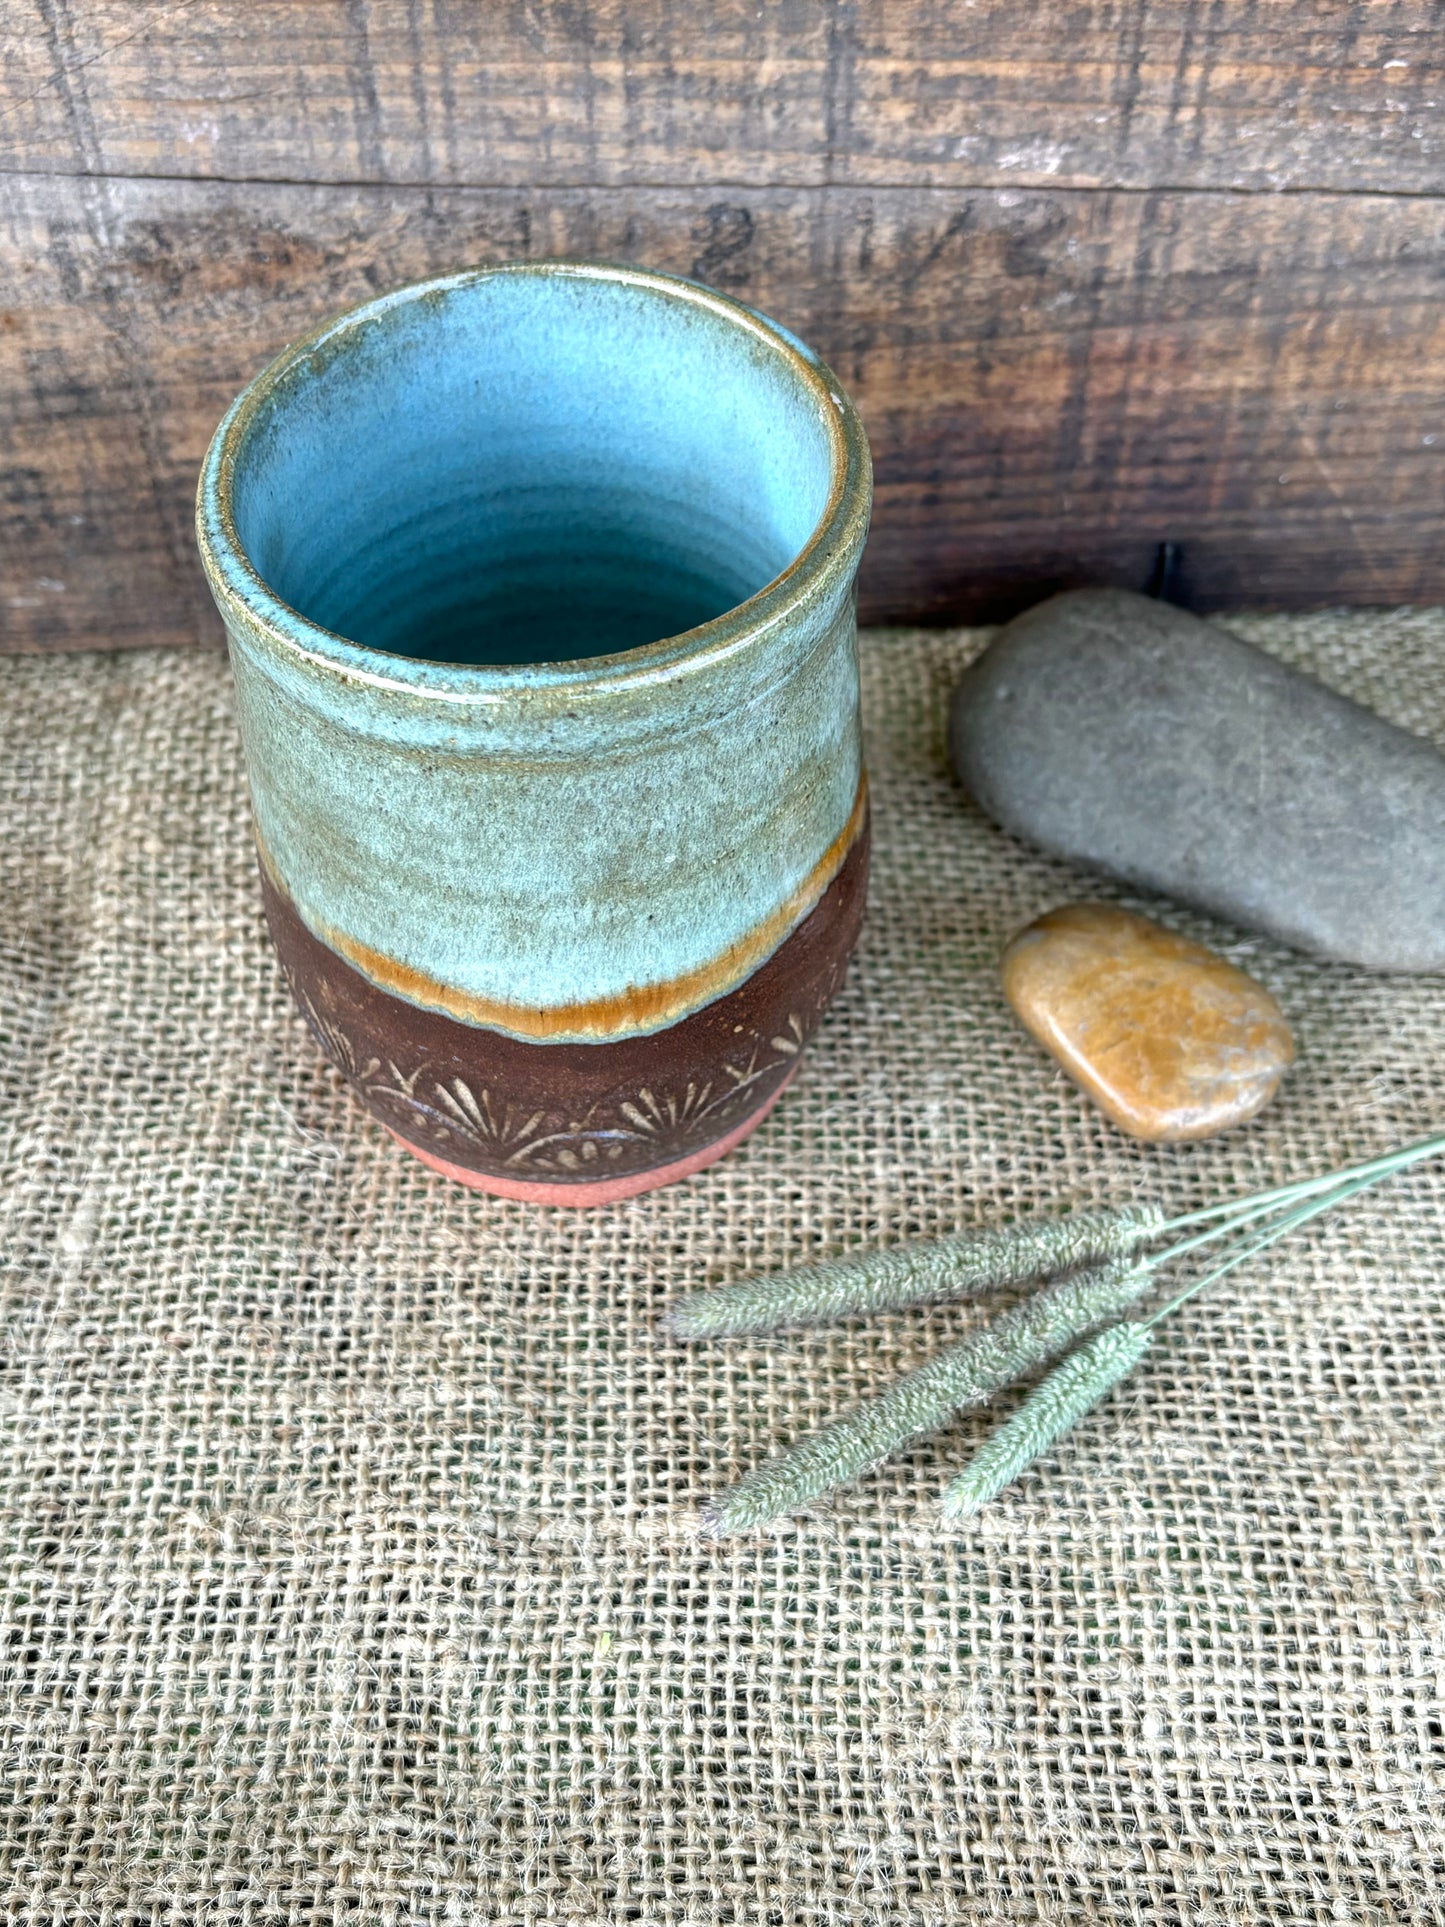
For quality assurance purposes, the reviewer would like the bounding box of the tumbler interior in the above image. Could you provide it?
[225,270,840,668]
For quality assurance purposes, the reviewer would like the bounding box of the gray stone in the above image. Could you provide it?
[949,589,1445,971]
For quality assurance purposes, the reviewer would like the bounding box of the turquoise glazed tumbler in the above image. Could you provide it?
[197,262,872,1203]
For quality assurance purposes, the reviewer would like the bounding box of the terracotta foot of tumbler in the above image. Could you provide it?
[197,262,872,1203]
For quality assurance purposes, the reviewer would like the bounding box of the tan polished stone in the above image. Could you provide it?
[1002,903,1294,1142]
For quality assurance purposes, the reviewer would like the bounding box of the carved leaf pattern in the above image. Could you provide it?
[290,974,823,1178]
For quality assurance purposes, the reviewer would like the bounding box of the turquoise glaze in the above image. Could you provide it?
[197,262,871,1046]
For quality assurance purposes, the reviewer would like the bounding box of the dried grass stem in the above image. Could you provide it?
[707,1255,1156,1532]
[668,1204,1164,1341]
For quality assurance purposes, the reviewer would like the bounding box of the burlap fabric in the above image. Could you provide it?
[1,614,1442,1923]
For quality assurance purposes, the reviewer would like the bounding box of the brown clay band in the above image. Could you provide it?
[387,1066,799,1205]
[261,809,869,1190]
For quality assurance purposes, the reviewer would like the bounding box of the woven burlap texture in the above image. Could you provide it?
[1,614,1442,1924]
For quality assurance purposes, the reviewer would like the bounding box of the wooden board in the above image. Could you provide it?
[3,2,1445,647]
[4,0,1442,192]
[4,172,1444,649]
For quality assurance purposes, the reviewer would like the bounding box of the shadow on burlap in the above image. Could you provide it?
[0,614,1441,1924]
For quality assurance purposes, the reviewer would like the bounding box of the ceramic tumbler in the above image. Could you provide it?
[197,262,872,1203]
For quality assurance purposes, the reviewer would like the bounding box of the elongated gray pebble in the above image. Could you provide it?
[949,589,1445,971]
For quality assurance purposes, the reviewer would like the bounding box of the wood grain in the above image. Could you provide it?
[3,0,1442,194]
[4,173,1443,649]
